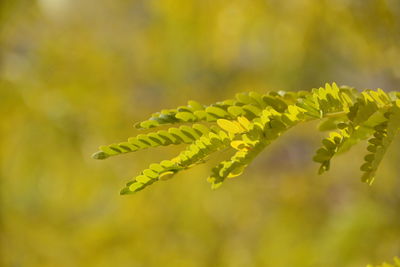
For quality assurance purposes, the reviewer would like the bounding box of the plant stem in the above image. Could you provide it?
[324,111,348,118]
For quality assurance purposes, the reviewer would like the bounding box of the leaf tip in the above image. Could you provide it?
[92,151,109,160]
[120,187,131,195]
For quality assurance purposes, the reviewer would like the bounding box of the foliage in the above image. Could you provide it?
[368,257,400,267]
[93,83,400,195]
[3,1,400,266]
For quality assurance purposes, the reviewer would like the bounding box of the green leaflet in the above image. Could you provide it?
[93,83,400,195]
[217,119,246,135]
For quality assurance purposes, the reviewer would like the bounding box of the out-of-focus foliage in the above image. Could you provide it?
[93,84,400,194]
[1,0,400,266]
[368,257,400,267]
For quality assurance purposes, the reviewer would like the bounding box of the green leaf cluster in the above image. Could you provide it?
[93,83,400,195]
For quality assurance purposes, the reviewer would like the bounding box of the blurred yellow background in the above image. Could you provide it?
[1,0,400,266]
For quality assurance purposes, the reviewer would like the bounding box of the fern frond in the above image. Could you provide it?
[92,124,213,159]
[314,124,351,174]
[119,128,231,194]
[207,141,266,189]
[93,83,400,195]
[134,91,306,129]
[360,105,400,184]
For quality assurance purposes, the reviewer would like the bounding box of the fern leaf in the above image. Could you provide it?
[134,91,307,129]
[120,129,231,194]
[360,106,400,184]
[92,124,214,159]
[93,84,400,195]
[313,125,352,174]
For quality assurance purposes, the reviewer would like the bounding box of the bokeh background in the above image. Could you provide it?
[1,0,400,266]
